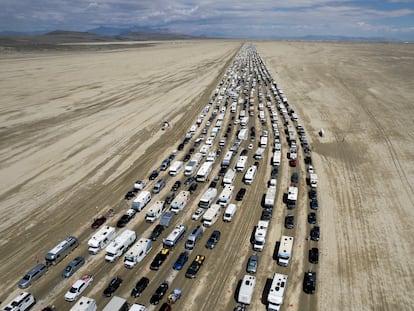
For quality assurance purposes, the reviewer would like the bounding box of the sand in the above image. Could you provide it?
[0,40,413,311]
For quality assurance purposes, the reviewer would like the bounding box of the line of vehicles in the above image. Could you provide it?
[3,43,321,311]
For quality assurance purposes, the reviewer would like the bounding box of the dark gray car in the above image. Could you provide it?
[61,256,85,278]
[246,254,259,274]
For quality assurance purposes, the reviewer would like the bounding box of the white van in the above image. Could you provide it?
[223,204,237,222]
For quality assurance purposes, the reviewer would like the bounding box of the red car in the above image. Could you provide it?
[91,216,107,229]
[289,158,297,167]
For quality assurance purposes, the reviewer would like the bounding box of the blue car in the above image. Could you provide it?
[173,251,189,270]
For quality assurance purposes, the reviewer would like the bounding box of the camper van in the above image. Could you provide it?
[45,236,79,266]
[198,188,217,209]
[223,204,237,222]
[238,275,256,305]
[88,226,116,255]
[124,238,152,269]
[145,201,166,223]
[105,230,136,262]
[2,292,36,311]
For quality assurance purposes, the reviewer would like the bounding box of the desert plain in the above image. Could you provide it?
[0,39,413,311]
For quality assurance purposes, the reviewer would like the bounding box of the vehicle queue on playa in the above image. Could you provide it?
[2,43,320,311]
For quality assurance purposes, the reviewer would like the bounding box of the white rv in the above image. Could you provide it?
[244,165,257,185]
[184,153,203,176]
[163,224,187,248]
[2,292,36,311]
[287,186,298,209]
[223,204,237,222]
[277,236,294,267]
[69,296,97,311]
[169,161,183,176]
[170,191,190,214]
[254,220,269,252]
[196,161,213,182]
[198,188,217,209]
[222,150,234,167]
[223,168,236,184]
[235,156,248,171]
[260,136,268,148]
[238,275,256,305]
[145,201,166,223]
[217,185,234,207]
[273,151,281,166]
[254,147,265,160]
[202,204,221,227]
[105,229,136,262]
[264,186,276,208]
[124,238,152,269]
[131,191,151,211]
[102,296,129,311]
[267,273,288,311]
[238,128,248,140]
[88,226,116,255]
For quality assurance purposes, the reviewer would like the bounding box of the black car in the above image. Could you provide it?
[150,249,170,270]
[171,181,181,192]
[284,214,295,229]
[271,167,279,178]
[303,270,316,294]
[189,147,195,154]
[150,224,165,241]
[291,172,299,183]
[310,198,319,210]
[185,255,206,278]
[131,277,149,298]
[150,281,169,305]
[205,230,221,249]
[240,149,248,156]
[209,180,217,188]
[310,226,320,241]
[236,188,246,201]
[184,176,195,185]
[183,154,191,162]
[177,143,185,151]
[149,170,159,180]
[261,208,272,221]
[305,156,312,164]
[254,161,260,168]
[309,248,319,264]
[165,191,176,205]
[116,211,135,228]
[309,188,317,200]
[188,182,198,193]
[103,277,123,297]
[124,190,136,200]
[218,166,228,177]
[308,212,317,224]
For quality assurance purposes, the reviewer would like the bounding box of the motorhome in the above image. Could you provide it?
[88,226,116,255]
[2,292,36,311]
[169,161,183,176]
[277,236,294,267]
[254,220,269,252]
[236,156,248,171]
[124,238,152,269]
[238,275,256,305]
[223,168,236,184]
[102,296,129,311]
[287,186,298,209]
[170,191,190,214]
[273,151,281,166]
[131,191,151,211]
[196,161,213,182]
[223,204,237,222]
[45,236,79,266]
[145,201,166,223]
[260,136,268,148]
[163,224,187,249]
[238,128,248,140]
[244,165,257,185]
[105,230,136,262]
[264,186,276,208]
[198,188,217,209]
[69,296,97,311]
[217,185,234,207]
[267,273,288,311]
[221,150,234,167]
[202,204,221,227]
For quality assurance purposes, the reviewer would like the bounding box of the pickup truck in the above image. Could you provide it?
[64,274,93,302]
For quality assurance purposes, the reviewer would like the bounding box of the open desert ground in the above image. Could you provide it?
[0,40,413,311]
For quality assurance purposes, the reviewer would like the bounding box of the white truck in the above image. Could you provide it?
[184,153,203,176]
[124,238,152,269]
[88,226,116,255]
[223,168,236,184]
[264,186,276,208]
[169,161,183,176]
[310,173,318,188]
[64,275,94,302]
[202,204,221,227]
[235,156,248,171]
[198,188,217,209]
[217,185,234,207]
[105,229,136,262]
[69,296,97,311]
[238,274,256,305]
[170,191,190,214]
[277,236,294,267]
[254,220,269,252]
[131,191,151,211]
[145,201,166,223]
[267,273,288,311]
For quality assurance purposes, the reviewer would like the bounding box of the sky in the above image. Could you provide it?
[2,0,414,40]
